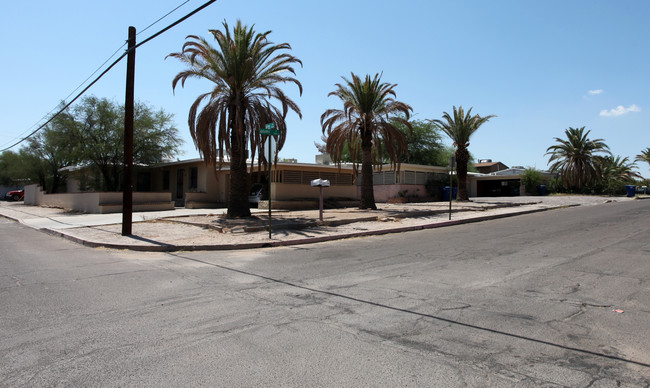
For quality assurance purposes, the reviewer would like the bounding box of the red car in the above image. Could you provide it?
[5,189,24,201]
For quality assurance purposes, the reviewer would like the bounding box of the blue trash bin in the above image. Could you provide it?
[625,185,636,197]
[441,186,450,201]
[537,185,547,196]
[441,186,458,201]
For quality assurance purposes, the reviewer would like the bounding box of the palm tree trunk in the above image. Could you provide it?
[227,110,252,218]
[360,131,377,210]
[456,147,470,201]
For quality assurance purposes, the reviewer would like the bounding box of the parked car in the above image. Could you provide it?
[248,183,264,206]
[5,189,24,201]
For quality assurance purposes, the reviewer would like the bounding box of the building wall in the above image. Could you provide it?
[371,184,428,202]
[24,184,173,213]
[272,183,357,201]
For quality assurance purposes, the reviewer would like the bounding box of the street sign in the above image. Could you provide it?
[260,128,279,135]
[261,122,277,239]
[260,123,279,136]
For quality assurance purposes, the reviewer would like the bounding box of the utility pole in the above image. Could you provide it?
[122,26,136,236]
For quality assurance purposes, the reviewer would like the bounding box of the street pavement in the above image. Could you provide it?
[1,198,649,386]
[0,195,645,251]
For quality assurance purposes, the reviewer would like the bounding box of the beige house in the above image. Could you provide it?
[146,159,358,209]
[146,160,455,208]
[38,156,546,214]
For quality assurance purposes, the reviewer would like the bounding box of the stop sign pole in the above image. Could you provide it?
[449,156,455,220]
[260,123,278,238]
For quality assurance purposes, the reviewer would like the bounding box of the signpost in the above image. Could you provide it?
[260,123,278,238]
[449,156,455,220]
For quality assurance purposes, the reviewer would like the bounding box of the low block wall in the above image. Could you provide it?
[370,184,428,203]
[24,184,173,213]
[258,199,359,210]
[184,192,225,209]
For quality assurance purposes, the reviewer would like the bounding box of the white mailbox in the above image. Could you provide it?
[310,179,330,187]
[311,179,330,221]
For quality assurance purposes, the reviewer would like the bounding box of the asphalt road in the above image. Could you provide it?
[1,200,649,387]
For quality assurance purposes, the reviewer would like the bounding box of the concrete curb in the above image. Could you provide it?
[38,205,570,252]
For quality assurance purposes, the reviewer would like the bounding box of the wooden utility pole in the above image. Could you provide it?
[122,26,136,236]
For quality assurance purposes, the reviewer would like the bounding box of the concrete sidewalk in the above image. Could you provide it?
[0,195,641,251]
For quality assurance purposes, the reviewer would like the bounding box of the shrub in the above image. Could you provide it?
[522,167,543,195]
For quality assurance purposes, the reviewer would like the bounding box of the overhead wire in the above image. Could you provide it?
[137,0,191,37]
[2,43,127,149]
[0,0,217,153]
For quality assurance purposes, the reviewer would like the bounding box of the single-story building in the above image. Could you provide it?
[29,155,552,213]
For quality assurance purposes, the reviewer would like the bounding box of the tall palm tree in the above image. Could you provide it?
[321,73,412,210]
[168,20,302,217]
[636,147,650,168]
[431,106,495,201]
[545,127,610,191]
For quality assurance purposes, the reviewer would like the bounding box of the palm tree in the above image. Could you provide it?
[636,148,650,168]
[321,73,412,210]
[168,20,302,217]
[545,127,610,191]
[599,155,641,183]
[431,106,495,201]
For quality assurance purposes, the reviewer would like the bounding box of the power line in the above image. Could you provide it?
[1,0,217,153]
[136,0,216,49]
[2,44,127,149]
[138,0,191,36]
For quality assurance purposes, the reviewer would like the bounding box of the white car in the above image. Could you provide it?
[248,183,264,205]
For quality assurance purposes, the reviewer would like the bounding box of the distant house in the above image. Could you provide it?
[471,162,554,197]
[475,159,509,174]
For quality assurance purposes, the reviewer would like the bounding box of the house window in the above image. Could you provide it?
[190,167,198,189]
[136,172,151,192]
[162,171,170,190]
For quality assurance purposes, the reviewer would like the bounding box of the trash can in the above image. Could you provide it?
[625,185,636,197]
[537,185,547,196]
[441,186,458,201]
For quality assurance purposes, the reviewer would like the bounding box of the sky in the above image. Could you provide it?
[1,0,649,178]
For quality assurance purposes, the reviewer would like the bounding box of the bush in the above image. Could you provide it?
[522,168,542,195]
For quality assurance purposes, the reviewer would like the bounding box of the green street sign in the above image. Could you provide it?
[265,123,275,129]
[260,127,279,136]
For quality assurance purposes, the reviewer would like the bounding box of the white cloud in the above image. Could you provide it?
[600,104,641,117]
[588,89,604,95]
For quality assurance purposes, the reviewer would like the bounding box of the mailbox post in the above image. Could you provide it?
[311,179,330,221]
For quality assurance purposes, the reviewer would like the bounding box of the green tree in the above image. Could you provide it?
[522,167,543,195]
[71,96,181,191]
[596,155,641,195]
[545,127,610,191]
[391,118,445,166]
[321,73,412,209]
[168,20,302,218]
[13,109,80,193]
[636,148,650,170]
[431,106,496,201]
[315,117,448,166]
[0,151,26,186]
